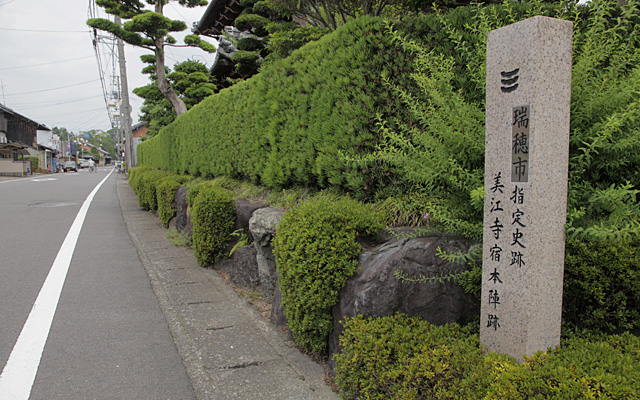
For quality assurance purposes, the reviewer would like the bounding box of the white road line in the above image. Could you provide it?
[0,169,114,400]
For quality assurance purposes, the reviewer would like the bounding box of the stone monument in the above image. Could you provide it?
[481,16,573,360]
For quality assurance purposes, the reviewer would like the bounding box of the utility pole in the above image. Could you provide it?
[115,15,133,172]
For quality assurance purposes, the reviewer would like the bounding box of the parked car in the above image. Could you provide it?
[63,161,78,172]
[79,159,90,169]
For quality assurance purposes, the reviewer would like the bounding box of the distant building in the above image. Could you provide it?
[132,122,148,166]
[0,104,54,176]
[37,127,61,172]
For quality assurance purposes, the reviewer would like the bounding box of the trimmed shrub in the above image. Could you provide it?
[231,50,261,76]
[128,165,153,196]
[191,185,236,266]
[157,176,181,228]
[137,170,170,211]
[563,238,640,331]
[185,179,220,209]
[334,314,640,399]
[334,314,490,400]
[235,13,270,36]
[272,195,384,353]
[237,36,264,51]
[484,331,640,399]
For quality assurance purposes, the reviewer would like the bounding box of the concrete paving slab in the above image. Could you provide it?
[117,176,338,400]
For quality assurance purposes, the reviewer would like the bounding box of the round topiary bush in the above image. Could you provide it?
[157,176,182,228]
[191,185,236,266]
[272,195,384,353]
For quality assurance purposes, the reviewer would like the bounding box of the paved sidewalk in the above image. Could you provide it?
[117,175,339,400]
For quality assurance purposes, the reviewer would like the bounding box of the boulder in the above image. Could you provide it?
[227,200,268,254]
[235,200,268,240]
[328,231,480,362]
[231,245,260,288]
[248,207,285,302]
[174,186,189,232]
[215,245,260,289]
[270,272,288,327]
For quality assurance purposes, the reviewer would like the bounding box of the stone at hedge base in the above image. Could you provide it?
[481,16,573,360]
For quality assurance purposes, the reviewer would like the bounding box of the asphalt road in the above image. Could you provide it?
[0,168,195,399]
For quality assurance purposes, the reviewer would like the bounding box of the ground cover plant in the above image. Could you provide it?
[334,314,640,399]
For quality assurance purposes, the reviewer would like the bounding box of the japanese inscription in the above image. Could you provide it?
[485,169,528,333]
[484,99,531,333]
[512,106,530,183]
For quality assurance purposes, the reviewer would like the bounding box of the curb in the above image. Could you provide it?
[117,176,338,399]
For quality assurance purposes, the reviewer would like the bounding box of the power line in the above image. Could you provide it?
[89,0,121,130]
[5,79,99,96]
[0,55,95,71]
[0,0,18,7]
[0,27,90,33]
[15,95,104,110]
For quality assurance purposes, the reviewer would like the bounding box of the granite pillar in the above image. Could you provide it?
[481,16,573,360]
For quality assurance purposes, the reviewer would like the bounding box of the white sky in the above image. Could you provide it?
[0,0,215,134]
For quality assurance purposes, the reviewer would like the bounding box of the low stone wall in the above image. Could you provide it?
[173,187,480,364]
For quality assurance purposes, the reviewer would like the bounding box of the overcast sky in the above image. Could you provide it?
[0,0,215,135]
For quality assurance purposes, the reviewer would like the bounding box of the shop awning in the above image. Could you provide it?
[0,142,31,157]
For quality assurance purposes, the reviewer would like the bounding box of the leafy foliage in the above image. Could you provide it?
[565,0,640,242]
[157,176,181,228]
[335,314,484,399]
[272,195,384,353]
[136,169,170,211]
[268,0,429,29]
[138,1,640,334]
[134,59,216,136]
[139,17,407,194]
[262,24,329,67]
[128,165,153,195]
[563,237,640,331]
[231,50,261,76]
[348,21,486,240]
[191,184,236,266]
[334,314,640,399]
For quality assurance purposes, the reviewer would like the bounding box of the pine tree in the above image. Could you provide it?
[87,0,216,116]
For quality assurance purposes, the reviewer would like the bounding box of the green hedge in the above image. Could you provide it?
[138,15,422,198]
[272,195,384,353]
[191,184,236,266]
[334,314,640,399]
